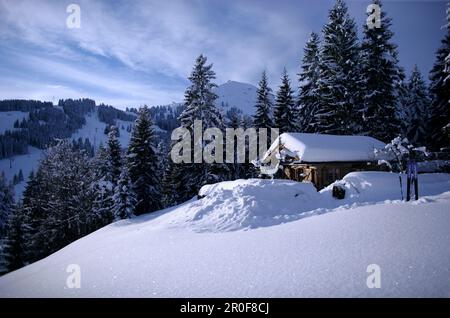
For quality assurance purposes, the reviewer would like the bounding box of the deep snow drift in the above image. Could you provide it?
[1,172,450,297]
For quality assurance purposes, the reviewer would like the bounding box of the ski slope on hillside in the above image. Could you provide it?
[0,111,29,134]
[1,172,449,297]
[71,112,134,149]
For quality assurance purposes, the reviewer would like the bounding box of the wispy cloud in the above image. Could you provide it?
[0,0,445,108]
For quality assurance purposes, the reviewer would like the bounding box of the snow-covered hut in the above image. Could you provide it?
[259,133,386,189]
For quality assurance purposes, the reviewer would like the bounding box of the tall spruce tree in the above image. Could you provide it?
[107,126,122,185]
[297,32,321,133]
[315,0,361,135]
[126,106,161,215]
[428,3,450,152]
[403,65,431,146]
[20,170,46,263]
[273,68,297,134]
[91,126,123,224]
[253,71,274,129]
[360,0,403,142]
[168,55,229,204]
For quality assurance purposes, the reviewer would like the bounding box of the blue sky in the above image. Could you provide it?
[0,0,446,109]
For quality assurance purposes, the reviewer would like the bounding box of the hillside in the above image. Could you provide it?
[1,172,449,297]
[0,81,262,198]
[0,108,136,198]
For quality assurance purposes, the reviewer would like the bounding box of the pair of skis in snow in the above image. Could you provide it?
[406,159,419,201]
[400,159,419,201]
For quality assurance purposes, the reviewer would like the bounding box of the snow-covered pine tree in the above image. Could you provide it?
[91,127,122,224]
[0,172,14,238]
[107,125,122,185]
[0,204,30,274]
[179,55,223,130]
[315,0,362,135]
[253,71,274,129]
[126,106,162,215]
[428,3,450,153]
[92,142,114,226]
[22,141,95,260]
[20,170,46,263]
[112,168,136,220]
[403,65,431,146]
[156,141,169,182]
[161,153,181,208]
[273,68,297,134]
[297,32,321,133]
[253,71,274,152]
[168,54,229,203]
[360,0,403,142]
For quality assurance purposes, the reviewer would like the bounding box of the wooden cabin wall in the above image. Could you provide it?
[282,162,381,190]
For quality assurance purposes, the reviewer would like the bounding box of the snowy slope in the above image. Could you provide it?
[214,80,268,116]
[0,147,42,199]
[1,172,450,297]
[0,111,29,134]
[71,112,134,149]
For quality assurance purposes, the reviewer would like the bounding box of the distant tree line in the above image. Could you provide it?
[98,104,136,125]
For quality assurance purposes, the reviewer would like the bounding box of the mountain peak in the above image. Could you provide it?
[215,80,258,115]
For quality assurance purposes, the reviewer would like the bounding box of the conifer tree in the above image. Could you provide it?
[0,204,30,274]
[253,71,274,129]
[315,0,362,135]
[428,3,450,152]
[273,68,297,134]
[297,32,321,133]
[168,55,229,203]
[0,172,14,238]
[92,142,114,226]
[126,106,161,215]
[403,65,431,145]
[107,126,122,185]
[113,168,136,220]
[360,0,404,141]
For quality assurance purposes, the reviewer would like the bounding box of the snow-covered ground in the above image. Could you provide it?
[1,172,449,297]
[0,111,29,134]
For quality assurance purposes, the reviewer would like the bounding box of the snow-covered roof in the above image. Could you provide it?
[263,133,386,163]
